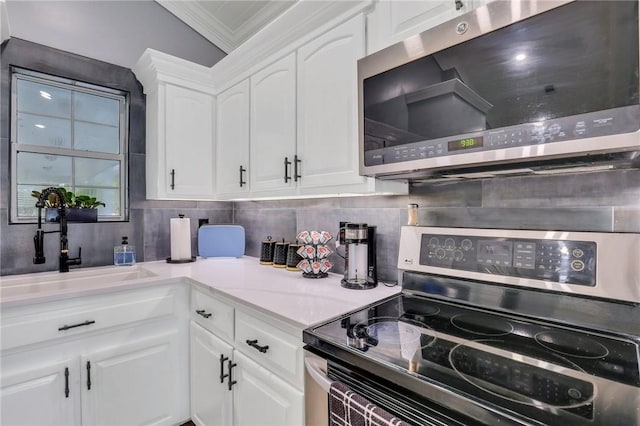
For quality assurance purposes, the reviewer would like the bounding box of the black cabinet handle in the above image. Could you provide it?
[246,339,269,353]
[227,360,237,391]
[294,155,301,182]
[64,367,70,398]
[58,320,95,331]
[284,157,292,183]
[239,165,247,187]
[86,361,91,390]
[170,169,176,190]
[196,309,212,319]
[219,354,230,383]
[455,0,464,10]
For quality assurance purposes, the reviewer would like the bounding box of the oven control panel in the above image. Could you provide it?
[419,234,596,286]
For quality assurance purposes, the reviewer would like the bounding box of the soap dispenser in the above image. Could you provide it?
[114,236,136,266]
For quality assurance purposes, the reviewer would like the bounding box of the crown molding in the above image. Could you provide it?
[156,1,295,54]
[211,0,373,91]
[157,0,235,53]
[133,48,215,94]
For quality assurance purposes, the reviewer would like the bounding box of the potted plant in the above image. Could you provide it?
[31,188,106,223]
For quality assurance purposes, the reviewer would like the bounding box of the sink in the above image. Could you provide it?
[0,265,157,300]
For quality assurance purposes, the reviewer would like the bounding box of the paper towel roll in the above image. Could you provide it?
[170,215,192,260]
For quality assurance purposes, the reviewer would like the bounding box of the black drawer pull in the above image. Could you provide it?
[227,360,237,391]
[58,320,95,331]
[170,169,176,190]
[246,339,269,353]
[219,354,229,383]
[239,165,247,187]
[284,157,292,183]
[294,155,301,182]
[64,367,70,398]
[196,309,212,319]
[86,361,91,390]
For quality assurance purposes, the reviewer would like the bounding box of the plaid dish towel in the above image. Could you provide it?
[329,381,412,426]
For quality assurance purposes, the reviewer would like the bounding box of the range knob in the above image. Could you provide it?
[429,237,440,248]
[453,250,464,261]
[435,248,446,259]
[461,239,473,251]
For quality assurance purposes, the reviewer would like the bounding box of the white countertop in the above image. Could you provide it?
[0,257,400,329]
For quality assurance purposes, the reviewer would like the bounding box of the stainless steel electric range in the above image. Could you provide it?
[303,227,640,426]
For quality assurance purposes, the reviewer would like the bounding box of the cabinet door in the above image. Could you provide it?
[233,351,303,426]
[1,358,80,426]
[216,80,250,197]
[190,322,233,426]
[367,0,475,54]
[80,332,180,426]
[250,53,297,194]
[165,84,215,198]
[297,14,366,189]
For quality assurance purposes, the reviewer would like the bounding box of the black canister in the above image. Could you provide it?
[273,240,289,268]
[259,236,276,265]
[285,242,303,271]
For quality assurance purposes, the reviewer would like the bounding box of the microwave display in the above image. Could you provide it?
[361,1,640,169]
[448,136,483,152]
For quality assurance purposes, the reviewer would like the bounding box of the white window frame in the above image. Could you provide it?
[10,68,129,223]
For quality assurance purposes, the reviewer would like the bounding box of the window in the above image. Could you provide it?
[10,68,129,222]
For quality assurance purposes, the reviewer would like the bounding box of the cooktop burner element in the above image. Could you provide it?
[535,330,610,359]
[451,313,514,336]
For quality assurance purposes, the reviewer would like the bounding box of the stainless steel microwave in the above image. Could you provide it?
[358,0,640,180]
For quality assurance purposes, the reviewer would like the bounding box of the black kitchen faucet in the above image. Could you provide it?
[33,187,82,272]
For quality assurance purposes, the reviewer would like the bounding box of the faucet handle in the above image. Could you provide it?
[33,230,46,264]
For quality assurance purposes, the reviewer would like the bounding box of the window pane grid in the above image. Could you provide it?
[11,69,128,223]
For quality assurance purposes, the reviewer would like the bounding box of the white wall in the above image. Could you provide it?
[4,0,226,69]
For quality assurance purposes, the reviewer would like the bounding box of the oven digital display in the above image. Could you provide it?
[477,240,513,266]
[448,136,484,151]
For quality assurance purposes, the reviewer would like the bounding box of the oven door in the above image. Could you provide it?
[303,348,528,426]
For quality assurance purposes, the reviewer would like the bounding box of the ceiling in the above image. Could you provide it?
[156,0,297,54]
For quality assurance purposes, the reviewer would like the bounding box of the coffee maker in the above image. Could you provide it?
[338,222,377,289]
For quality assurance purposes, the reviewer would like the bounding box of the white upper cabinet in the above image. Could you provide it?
[164,85,215,198]
[296,14,366,189]
[133,49,216,200]
[249,53,297,195]
[367,0,478,54]
[216,80,250,197]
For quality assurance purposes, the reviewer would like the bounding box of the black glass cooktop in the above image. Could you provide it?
[306,293,640,422]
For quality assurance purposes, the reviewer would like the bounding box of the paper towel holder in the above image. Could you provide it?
[167,213,196,263]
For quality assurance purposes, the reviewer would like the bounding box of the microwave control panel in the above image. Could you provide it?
[364,105,638,166]
[419,234,597,286]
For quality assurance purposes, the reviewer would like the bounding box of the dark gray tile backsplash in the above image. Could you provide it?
[2,41,639,277]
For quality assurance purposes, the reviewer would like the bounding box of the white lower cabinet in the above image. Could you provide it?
[1,357,80,426]
[233,351,303,426]
[0,284,190,426]
[190,321,233,426]
[80,333,181,426]
[189,289,304,426]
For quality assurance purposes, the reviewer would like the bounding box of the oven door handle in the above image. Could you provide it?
[304,356,333,393]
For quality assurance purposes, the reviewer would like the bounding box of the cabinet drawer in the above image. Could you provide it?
[191,289,234,342]
[1,287,177,351]
[235,310,303,388]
